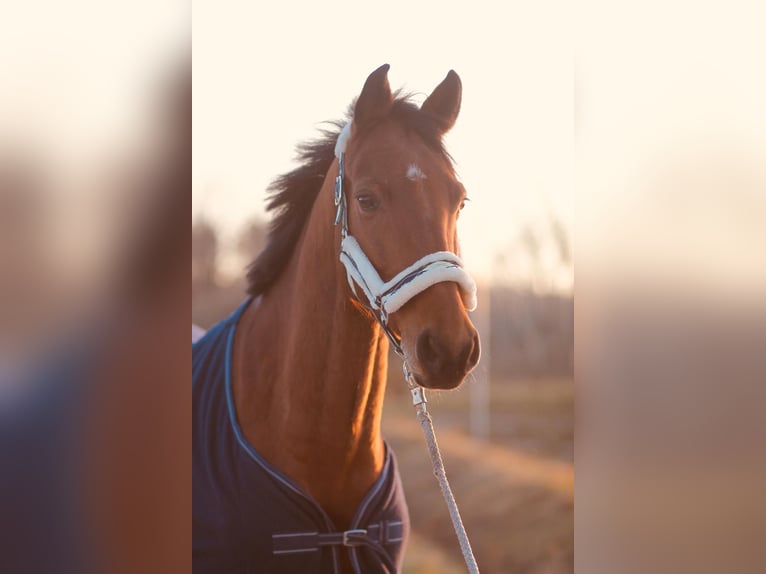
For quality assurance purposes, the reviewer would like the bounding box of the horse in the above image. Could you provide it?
[193,64,480,574]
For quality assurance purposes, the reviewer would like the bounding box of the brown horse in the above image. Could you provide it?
[193,64,479,574]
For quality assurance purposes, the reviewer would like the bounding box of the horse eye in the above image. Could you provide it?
[356,194,379,212]
[459,197,470,211]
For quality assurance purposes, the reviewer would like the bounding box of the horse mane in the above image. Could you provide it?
[246,93,450,296]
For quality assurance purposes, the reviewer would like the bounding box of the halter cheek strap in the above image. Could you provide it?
[333,121,477,352]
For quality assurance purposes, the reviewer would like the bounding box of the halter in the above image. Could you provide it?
[333,121,482,574]
[333,121,477,356]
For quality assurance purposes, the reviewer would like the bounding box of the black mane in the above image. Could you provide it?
[246,94,450,296]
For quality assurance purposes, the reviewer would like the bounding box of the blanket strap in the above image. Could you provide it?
[272,521,403,573]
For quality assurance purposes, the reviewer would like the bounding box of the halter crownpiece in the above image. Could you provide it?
[334,121,353,158]
[333,121,478,350]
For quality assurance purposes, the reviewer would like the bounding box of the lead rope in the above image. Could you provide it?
[402,362,481,574]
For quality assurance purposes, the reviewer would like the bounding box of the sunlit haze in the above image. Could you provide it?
[193,2,573,292]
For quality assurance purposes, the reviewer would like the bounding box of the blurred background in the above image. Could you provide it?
[577,3,766,573]
[0,2,190,573]
[193,2,574,572]
[4,1,762,573]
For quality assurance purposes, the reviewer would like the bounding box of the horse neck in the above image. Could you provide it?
[232,162,389,526]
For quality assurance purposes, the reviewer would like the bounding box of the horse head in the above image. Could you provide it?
[339,64,480,390]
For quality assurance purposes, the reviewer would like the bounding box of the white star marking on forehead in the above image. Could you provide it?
[406,163,427,181]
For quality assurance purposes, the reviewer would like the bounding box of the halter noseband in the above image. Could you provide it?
[333,121,477,355]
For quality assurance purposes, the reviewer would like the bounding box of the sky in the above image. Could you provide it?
[0,2,573,293]
[193,1,574,291]
[0,1,188,296]
[5,2,760,298]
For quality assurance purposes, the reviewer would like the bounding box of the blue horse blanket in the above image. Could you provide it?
[192,300,409,573]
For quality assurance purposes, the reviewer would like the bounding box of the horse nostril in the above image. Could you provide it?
[417,329,445,374]
[465,331,481,372]
[417,329,480,382]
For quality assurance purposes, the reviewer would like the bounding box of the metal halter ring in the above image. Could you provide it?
[341,528,368,547]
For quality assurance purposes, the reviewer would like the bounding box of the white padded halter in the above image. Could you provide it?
[340,236,477,320]
[334,121,477,324]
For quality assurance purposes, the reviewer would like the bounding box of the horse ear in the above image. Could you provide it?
[354,64,393,128]
[421,70,462,134]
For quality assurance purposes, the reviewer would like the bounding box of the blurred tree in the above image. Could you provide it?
[236,217,268,262]
[518,223,545,291]
[192,218,218,289]
[488,213,574,380]
[549,213,571,268]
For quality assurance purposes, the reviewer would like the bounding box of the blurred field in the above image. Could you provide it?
[384,379,573,574]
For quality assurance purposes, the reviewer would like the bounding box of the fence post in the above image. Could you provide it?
[470,281,491,441]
